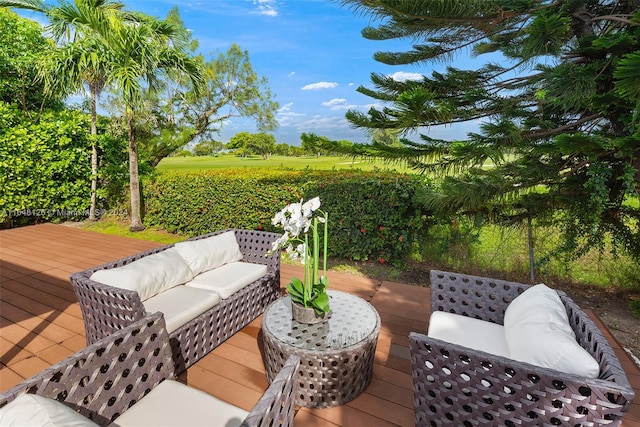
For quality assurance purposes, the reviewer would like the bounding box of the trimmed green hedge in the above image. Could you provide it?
[0,103,92,224]
[143,169,430,263]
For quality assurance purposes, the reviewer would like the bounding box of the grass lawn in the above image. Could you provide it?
[157,154,413,173]
[76,217,186,245]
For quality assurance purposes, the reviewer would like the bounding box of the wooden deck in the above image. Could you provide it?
[0,223,638,426]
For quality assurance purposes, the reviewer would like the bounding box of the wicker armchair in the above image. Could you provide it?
[0,312,299,427]
[70,228,281,373]
[409,270,635,427]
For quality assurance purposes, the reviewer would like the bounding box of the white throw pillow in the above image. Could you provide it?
[503,284,600,378]
[174,231,243,276]
[90,247,194,301]
[0,394,99,426]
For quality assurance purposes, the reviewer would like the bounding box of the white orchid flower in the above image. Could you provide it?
[286,201,302,217]
[271,196,328,294]
[302,197,320,215]
[271,209,286,226]
[271,231,290,251]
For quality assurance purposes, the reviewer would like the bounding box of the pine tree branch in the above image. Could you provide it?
[523,113,603,140]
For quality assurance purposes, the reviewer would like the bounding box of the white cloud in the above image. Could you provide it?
[388,71,423,82]
[252,0,278,17]
[276,103,305,126]
[301,82,339,90]
[320,98,382,111]
[278,113,306,127]
[288,71,295,77]
[321,98,347,107]
[297,115,350,131]
[348,83,355,86]
[278,102,294,112]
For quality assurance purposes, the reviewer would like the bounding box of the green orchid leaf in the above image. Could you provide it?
[314,281,327,293]
[312,292,330,313]
[286,279,306,304]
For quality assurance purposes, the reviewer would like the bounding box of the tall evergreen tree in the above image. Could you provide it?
[341,0,640,260]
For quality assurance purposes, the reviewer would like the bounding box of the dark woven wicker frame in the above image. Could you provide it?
[0,312,300,427]
[242,354,300,427]
[262,297,381,408]
[0,313,173,426]
[409,270,636,427]
[70,229,282,373]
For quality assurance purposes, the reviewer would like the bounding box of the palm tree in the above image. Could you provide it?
[39,38,111,221]
[0,0,135,221]
[103,18,202,231]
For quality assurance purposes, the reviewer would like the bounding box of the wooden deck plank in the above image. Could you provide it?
[0,365,25,390]
[0,223,638,427]
[299,404,396,427]
[0,302,76,343]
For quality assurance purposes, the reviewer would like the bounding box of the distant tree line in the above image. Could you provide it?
[177,131,357,159]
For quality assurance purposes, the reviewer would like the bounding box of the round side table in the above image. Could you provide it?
[261,290,381,408]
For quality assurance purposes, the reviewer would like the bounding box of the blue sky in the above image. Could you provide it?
[20,0,476,145]
[123,0,479,145]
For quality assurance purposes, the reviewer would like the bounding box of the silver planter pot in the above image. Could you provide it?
[291,301,329,324]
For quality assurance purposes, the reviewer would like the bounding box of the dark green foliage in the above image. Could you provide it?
[0,102,91,224]
[143,169,429,263]
[340,0,640,261]
[0,8,62,112]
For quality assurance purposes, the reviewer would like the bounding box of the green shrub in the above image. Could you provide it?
[143,169,430,263]
[0,103,92,225]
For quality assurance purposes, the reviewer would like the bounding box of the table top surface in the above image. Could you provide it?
[263,290,380,351]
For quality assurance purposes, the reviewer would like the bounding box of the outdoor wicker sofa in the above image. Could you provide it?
[409,269,635,427]
[0,312,299,427]
[70,228,282,373]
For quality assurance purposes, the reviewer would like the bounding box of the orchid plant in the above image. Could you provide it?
[271,197,330,315]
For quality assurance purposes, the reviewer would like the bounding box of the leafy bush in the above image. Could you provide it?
[143,169,430,263]
[0,103,92,225]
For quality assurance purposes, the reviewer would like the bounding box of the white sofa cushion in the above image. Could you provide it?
[143,286,221,334]
[503,284,600,378]
[0,394,99,427]
[185,261,268,299]
[427,311,510,358]
[107,379,248,427]
[174,231,243,276]
[90,248,194,301]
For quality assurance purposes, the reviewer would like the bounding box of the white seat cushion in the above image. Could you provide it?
[174,231,243,276]
[108,379,248,427]
[143,286,221,334]
[0,394,99,427]
[427,311,510,358]
[185,262,268,299]
[90,248,194,301]
[503,284,600,378]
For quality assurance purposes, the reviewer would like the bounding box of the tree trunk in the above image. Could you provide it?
[88,84,98,222]
[128,114,145,231]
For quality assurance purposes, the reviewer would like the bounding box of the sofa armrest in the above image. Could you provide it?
[562,295,634,389]
[242,355,299,427]
[0,313,174,427]
[70,271,147,345]
[429,270,530,325]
